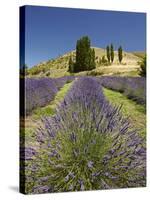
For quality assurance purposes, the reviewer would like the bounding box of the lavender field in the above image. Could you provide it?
[99,77,146,105]
[25,76,75,115]
[20,76,146,194]
[19,6,147,195]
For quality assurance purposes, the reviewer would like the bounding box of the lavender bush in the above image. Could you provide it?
[25,76,75,115]
[24,77,145,193]
[99,76,146,105]
[53,76,75,89]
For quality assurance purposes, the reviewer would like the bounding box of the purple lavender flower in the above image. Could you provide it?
[87,161,94,169]
[33,185,50,193]
[25,76,75,115]
[24,77,146,193]
[20,147,37,161]
[99,76,146,105]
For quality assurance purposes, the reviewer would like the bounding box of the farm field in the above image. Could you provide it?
[103,88,146,138]
[20,6,146,195]
[20,76,146,194]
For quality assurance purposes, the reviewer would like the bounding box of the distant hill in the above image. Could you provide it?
[28,47,141,77]
[132,51,146,59]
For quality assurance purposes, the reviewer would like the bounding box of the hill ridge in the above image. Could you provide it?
[28,47,142,77]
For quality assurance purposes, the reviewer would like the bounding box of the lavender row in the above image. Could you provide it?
[98,76,146,105]
[24,77,146,193]
[25,76,75,115]
[53,76,75,90]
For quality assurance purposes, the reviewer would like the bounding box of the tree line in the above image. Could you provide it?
[68,36,124,73]
[106,44,123,64]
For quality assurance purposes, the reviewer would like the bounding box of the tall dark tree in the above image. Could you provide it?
[110,44,114,63]
[89,48,96,70]
[92,48,96,69]
[74,36,96,72]
[118,46,123,63]
[106,45,110,63]
[75,39,82,72]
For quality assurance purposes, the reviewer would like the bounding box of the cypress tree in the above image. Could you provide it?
[74,36,95,72]
[106,45,110,63]
[118,46,123,63]
[110,44,114,63]
[89,48,96,70]
[75,39,81,72]
[92,48,96,69]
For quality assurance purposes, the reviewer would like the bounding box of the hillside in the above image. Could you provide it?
[132,51,146,59]
[28,47,142,77]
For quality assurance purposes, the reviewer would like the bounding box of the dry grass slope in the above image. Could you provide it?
[28,47,143,77]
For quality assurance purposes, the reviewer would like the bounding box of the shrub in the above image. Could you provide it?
[68,57,74,73]
[118,46,123,63]
[99,56,109,66]
[87,70,104,76]
[106,45,110,63]
[110,44,114,63]
[139,56,146,77]
[45,71,51,76]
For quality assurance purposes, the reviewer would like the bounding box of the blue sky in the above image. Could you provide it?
[23,6,146,67]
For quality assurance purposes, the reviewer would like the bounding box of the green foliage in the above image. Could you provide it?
[87,70,104,76]
[110,44,114,63]
[29,65,46,75]
[68,57,74,73]
[118,46,123,63]
[106,45,110,63]
[89,48,96,70]
[74,36,96,72]
[139,56,146,77]
[39,127,112,192]
[99,56,109,66]
[101,56,107,64]
[45,71,51,76]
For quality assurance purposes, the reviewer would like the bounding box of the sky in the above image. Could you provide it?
[23,6,146,68]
